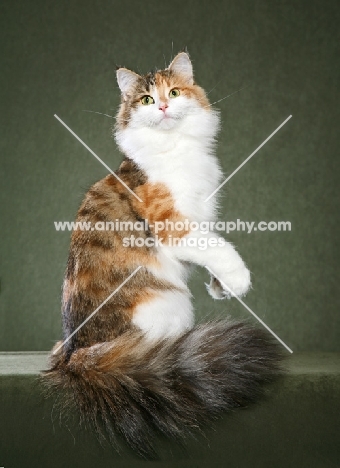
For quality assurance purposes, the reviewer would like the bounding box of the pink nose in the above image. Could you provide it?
[159,103,168,113]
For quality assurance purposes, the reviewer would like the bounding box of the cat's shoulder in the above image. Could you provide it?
[85,158,146,199]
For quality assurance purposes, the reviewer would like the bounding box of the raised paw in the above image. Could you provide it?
[207,265,251,299]
[220,265,252,298]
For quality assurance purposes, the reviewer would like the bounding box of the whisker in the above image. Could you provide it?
[208,85,250,107]
[82,110,114,118]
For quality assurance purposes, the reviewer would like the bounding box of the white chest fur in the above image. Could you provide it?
[116,108,223,222]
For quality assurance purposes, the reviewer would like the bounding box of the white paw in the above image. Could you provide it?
[222,265,252,298]
[216,265,252,299]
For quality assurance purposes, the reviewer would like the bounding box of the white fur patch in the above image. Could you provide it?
[116,104,222,221]
[132,290,194,341]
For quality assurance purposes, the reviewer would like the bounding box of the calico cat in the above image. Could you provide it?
[43,52,283,458]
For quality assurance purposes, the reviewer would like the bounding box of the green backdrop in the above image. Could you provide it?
[1,0,339,352]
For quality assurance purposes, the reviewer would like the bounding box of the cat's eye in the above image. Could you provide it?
[169,88,180,98]
[141,95,155,105]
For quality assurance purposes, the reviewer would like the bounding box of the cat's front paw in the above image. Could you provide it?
[218,265,252,299]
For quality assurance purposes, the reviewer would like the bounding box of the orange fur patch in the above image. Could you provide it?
[133,182,190,242]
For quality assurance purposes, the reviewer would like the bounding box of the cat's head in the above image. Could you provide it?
[115,52,210,131]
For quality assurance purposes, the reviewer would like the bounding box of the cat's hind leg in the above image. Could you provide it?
[131,289,194,341]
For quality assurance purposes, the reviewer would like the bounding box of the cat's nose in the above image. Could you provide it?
[159,103,168,113]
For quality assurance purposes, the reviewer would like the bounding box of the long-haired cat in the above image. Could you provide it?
[43,51,283,458]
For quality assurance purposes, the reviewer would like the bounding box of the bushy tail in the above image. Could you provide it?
[42,319,284,458]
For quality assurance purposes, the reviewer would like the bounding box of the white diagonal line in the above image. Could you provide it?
[54,114,143,203]
[205,266,293,353]
[205,115,292,202]
[53,266,142,354]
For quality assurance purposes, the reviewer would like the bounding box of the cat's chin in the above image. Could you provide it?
[155,116,178,131]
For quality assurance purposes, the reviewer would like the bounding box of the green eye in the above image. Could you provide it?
[141,95,154,105]
[169,88,180,98]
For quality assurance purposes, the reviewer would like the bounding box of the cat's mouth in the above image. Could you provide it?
[157,113,177,130]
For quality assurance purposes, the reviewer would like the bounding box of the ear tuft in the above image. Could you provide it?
[116,68,140,97]
[168,52,193,84]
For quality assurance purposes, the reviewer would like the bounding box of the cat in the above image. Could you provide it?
[43,51,283,458]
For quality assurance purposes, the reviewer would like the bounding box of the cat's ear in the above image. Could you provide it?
[168,52,193,85]
[116,68,140,98]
